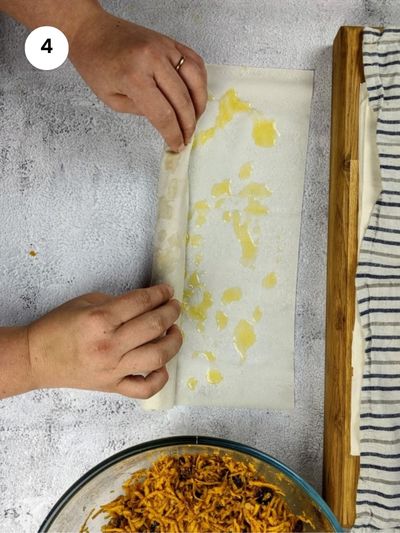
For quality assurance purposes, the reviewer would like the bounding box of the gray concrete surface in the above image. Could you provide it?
[1,1,399,531]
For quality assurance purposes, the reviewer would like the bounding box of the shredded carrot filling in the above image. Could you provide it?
[94,453,305,532]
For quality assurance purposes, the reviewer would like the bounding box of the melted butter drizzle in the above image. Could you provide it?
[207,369,224,384]
[184,290,213,332]
[187,377,198,391]
[253,306,263,322]
[252,118,277,147]
[187,272,202,288]
[239,183,272,198]
[193,88,277,149]
[221,287,242,304]
[231,210,257,266]
[245,199,268,216]
[262,272,277,288]
[233,319,256,360]
[193,200,210,227]
[239,162,253,179]
[193,89,252,148]
[216,310,228,330]
[193,350,217,362]
[211,180,231,197]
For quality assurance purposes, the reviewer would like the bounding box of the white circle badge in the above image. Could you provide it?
[25,26,69,71]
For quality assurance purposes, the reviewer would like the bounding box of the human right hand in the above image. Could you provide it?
[69,8,208,152]
[26,284,182,399]
[0,0,207,151]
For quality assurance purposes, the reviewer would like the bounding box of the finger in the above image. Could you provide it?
[174,44,208,118]
[116,366,169,399]
[175,42,207,74]
[128,80,184,152]
[118,324,182,375]
[154,61,197,145]
[116,299,181,351]
[102,284,174,327]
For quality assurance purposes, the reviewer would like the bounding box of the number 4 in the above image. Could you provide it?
[41,38,53,53]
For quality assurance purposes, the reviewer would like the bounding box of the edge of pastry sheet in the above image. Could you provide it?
[350,84,380,455]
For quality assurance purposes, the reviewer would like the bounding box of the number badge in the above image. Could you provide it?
[25,26,69,71]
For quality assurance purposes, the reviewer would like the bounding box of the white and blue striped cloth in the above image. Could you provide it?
[355,27,400,530]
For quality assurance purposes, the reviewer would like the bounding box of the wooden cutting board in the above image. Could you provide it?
[323,26,364,527]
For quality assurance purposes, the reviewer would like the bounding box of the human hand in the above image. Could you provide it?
[26,284,182,399]
[69,8,208,152]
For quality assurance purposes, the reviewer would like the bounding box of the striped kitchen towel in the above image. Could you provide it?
[354,27,400,531]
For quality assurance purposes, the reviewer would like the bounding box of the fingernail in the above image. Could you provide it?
[166,284,174,297]
[178,143,185,152]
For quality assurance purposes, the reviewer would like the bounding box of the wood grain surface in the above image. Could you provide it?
[323,26,364,528]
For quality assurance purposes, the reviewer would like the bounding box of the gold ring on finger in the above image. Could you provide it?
[175,56,185,72]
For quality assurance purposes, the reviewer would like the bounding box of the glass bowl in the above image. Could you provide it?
[39,436,341,532]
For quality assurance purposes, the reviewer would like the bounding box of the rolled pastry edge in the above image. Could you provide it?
[141,142,193,410]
